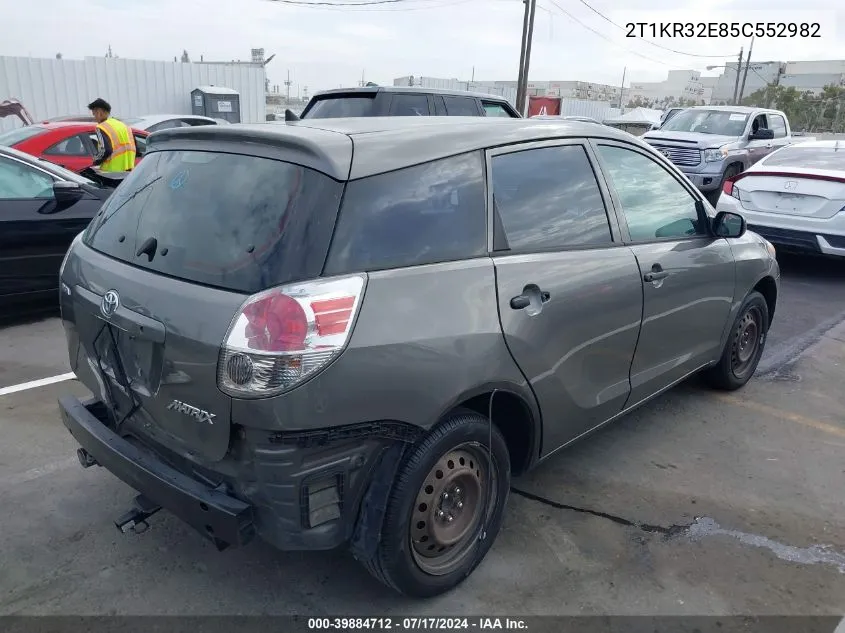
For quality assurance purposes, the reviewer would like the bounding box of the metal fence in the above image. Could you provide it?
[0,55,266,132]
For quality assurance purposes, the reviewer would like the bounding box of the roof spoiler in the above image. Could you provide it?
[284,109,300,122]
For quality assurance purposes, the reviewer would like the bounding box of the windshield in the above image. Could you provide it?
[0,125,45,147]
[83,149,344,293]
[304,96,376,118]
[762,145,845,171]
[660,110,749,136]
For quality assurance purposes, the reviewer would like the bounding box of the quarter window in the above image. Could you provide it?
[325,152,487,273]
[483,102,513,118]
[491,145,613,251]
[597,144,704,241]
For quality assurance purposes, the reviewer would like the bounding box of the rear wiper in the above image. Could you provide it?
[97,176,162,228]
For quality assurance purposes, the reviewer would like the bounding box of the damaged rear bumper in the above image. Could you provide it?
[59,395,255,549]
[58,395,418,552]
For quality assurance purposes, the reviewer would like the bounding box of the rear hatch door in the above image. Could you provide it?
[71,134,348,461]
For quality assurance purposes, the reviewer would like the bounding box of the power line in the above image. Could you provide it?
[574,0,732,58]
[541,0,686,69]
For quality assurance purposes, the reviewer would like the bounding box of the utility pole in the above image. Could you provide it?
[520,0,537,115]
[618,66,627,111]
[732,47,743,105]
[284,69,292,103]
[737,37,755,104]
[515,0,531,113]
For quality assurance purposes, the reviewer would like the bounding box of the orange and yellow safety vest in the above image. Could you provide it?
[97,117,136,172]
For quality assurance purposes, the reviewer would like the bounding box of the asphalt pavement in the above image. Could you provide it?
[1,253,844,618]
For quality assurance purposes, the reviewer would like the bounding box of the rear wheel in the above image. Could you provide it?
[359,410,510,597]
[705,290,769,390]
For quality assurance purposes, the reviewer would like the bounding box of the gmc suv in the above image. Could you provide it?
[57,117,778,598]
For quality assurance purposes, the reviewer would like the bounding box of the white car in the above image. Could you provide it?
[119,114,223,133]
[716,140,845,257]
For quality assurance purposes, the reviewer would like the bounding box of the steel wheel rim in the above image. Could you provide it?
[732,306,762,377]
[410,443,497,576]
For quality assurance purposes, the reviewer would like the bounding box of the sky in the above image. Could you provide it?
[1,0,844,94]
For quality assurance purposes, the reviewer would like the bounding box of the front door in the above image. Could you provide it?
[489,140,643,455]
[746,113,773,165]
[591,140,736,407]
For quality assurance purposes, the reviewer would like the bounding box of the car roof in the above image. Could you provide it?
[310,85,512,103]
[149,116,640,181]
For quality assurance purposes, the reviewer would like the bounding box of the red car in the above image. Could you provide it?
[0,121,148,173]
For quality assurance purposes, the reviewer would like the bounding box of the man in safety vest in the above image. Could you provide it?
[88,98,136,172]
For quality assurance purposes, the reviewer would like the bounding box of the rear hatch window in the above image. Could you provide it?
[83,149,344,294]
[303,94,376,118]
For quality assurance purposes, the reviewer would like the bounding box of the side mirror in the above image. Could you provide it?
[53,181,85,205]
[749,128,774,141]
[713,210,746,238]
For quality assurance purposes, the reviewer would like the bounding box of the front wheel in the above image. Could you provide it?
[359,410,511,598]
[705,290,769,390]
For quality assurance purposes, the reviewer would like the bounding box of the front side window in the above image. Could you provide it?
[388,94,430,116]
[325,152,486,274]
[0,157,54,199]
[597,144,704,241]
[492,145,612,251]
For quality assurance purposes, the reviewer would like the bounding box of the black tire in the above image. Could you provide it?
[705,290,769,390]
[712,164,742,203]
[359,409,511,598]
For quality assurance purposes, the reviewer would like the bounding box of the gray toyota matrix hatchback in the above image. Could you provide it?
[57,117,779,597]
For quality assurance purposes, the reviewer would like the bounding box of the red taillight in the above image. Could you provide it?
[722,179,734,197]
[242,293,308,352]
[218,275,366,398]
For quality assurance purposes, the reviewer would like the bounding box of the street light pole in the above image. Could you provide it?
[732,47,743,105]
[521,0,537,114]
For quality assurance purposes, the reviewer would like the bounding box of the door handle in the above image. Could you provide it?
[643,271,668,282]
[643,265,669,283]
[510,289,551,310]
[510,294,530,310]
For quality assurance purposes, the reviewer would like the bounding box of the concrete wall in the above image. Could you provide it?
[0,55,266,132]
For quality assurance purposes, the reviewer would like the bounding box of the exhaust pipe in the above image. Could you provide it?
[76,448,98,468]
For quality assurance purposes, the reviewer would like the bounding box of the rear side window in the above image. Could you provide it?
[304,96,376,118]
[388,94,430,116]
[492,145,613,251]
[325,152,486,274]
[83,150,344,294]
[443,96,479,116]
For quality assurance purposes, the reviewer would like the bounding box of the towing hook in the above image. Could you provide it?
[76,448,99,468]
[114,494,161,535]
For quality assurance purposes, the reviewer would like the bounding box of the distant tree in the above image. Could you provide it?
[181,50,190,63]
[55,52,62,59]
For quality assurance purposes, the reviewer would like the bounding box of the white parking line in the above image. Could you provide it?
[0,372,76,397]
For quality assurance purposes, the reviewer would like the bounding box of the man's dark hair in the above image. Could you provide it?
[87,98,111,112]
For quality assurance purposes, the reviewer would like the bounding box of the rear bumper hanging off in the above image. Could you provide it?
[58,395,255,550]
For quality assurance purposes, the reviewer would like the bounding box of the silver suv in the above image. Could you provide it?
[57,117,779,598]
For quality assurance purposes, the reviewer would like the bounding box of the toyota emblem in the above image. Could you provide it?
[101,290,120,318]
[784,180,798,191]
[660,149,671,158]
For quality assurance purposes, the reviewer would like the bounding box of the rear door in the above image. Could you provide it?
[591,140,735,407]
[71,146,347,462]
[489,140,643,455]
[768,113,790,153]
